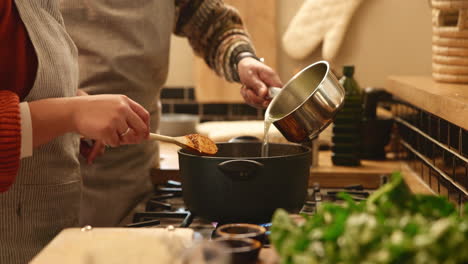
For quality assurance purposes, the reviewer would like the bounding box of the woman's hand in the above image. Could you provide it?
[72,95,150,147]
[237,57,283,109]
[75,90,141,163]
[28,94,150,149]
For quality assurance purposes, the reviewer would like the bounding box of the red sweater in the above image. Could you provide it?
[0,0,38,192]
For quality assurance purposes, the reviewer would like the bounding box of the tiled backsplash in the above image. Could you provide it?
[161,87,264,121]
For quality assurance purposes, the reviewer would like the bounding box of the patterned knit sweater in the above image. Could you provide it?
[174,0,256,82]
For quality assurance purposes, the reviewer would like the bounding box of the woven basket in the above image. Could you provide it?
[431,0,468,83]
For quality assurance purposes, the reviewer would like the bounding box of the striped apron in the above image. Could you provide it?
[0,0,80,263]
[59,0,175,226]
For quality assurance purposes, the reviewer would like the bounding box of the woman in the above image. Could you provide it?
[0,0,150,263]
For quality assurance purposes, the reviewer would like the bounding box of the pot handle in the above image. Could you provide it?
[217,160,264,181]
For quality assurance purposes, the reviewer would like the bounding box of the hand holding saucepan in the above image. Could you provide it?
[237,57,283,109]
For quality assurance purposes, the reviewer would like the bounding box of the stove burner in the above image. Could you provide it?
[167,180,182,187]
[326,190,369,197]
[344,184,364,191]
[126,219,161,228]
[126,180,195,228]
[128,208,195,228]
[146,200,172,211]
[127,179,380,243]
[300,183,373,214]
[156,186,182,193]
[301,201,317,214]
[259,223,272,246]
[151,193,180,200]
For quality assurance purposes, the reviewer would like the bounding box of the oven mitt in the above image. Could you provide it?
[282,0,364,61]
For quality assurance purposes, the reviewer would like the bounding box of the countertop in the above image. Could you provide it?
[385,76,468,130]
[259,248,280,264]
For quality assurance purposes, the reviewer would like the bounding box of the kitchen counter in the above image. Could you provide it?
[385,76,468,130]
[32,227,281,264]
[259,248,280,264]
[309,150,400,189]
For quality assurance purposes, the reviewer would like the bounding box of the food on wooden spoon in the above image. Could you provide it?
[149,133,218,155]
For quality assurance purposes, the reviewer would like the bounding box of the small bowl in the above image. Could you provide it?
[215,223,267,245]
[159,114,199,137]
[213,237,261,264]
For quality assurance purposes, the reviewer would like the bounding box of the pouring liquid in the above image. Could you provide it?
[261,115,278,157]
[262,86,282,157]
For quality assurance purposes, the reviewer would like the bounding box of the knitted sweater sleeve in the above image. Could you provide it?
[174,0,256,82]
[0,90,21,193]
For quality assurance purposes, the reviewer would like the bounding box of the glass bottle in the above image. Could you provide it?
[331,65,362,166]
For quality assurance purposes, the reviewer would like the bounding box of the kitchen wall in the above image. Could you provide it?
[166,36,194,87]
[166,0,432,89]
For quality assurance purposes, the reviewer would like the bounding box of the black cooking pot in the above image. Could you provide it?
[178,142,311,223]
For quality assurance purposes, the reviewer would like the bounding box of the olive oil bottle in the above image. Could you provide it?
[331,65,362,166]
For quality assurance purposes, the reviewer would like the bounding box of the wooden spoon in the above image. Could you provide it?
[149,133,218,155]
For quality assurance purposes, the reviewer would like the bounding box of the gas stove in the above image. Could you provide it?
[127,180,216,239]
[126,176,387,243]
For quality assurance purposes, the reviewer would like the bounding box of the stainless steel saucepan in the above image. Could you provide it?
[266,61,345,143]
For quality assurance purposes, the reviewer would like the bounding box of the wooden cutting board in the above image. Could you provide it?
[194,0,277,103]
[30,228,193,264]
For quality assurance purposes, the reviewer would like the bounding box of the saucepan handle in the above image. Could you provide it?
[217,159,264,181]
[260,57,281,99]
[267,86,282,99]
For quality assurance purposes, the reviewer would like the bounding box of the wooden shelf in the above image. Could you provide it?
[385,76,468,130]
[310,151,401,189]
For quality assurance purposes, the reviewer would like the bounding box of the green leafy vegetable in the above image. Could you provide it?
[271,172,468,264]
